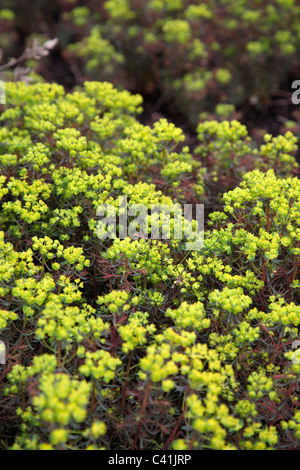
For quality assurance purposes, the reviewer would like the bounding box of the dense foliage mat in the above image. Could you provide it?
[0,81,300,450]
[1,0,300,132]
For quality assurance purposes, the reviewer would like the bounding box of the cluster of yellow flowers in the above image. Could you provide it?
[0,80,299,451]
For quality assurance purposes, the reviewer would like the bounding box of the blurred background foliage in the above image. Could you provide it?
[1,0,300,140]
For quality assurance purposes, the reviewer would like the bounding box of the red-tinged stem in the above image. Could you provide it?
[131,381,151,450]
[266,203,270,232]
[121,352,132,413]
[57,341,62,369]
[90,380,96,417]
[163,402,188,450]
[288,255,300,301]
[262,257,266,283]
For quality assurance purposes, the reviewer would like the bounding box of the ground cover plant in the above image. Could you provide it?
[0,80,300,451]
[1,0,300,453]
[1,0,300,133]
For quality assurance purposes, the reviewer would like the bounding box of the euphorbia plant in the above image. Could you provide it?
[0,80,300,451]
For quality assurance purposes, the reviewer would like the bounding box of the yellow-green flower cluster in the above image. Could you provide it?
[208,333,239,361]
[166,301,210,332]
[184,393,242,450]
[68,26,124,77]
[208,287,252,316]
[249,298,300,328]
[281,410,300,441]
[0,309,18,330]
[240,423,278,450]
[12,274,55,308]
[247,370,274,400]
[79,350,121,382]
[3,178,51,224]
[259,131,298,175]
[118,311,156,353]
[1,77,300,450]
[31,372,91,425]
[5,354,101,449]
[36,297,109,346]
[0,232,40,295]
[104,238,177,284]
[32,236,90,272]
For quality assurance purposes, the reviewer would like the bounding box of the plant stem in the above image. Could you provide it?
[131,380,151,449]
[121,351,132,413]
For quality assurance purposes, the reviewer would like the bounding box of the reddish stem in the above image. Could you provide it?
[131,381,151,450]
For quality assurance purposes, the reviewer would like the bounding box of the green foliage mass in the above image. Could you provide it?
[0,80,299,451]
[1,0,300,130]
